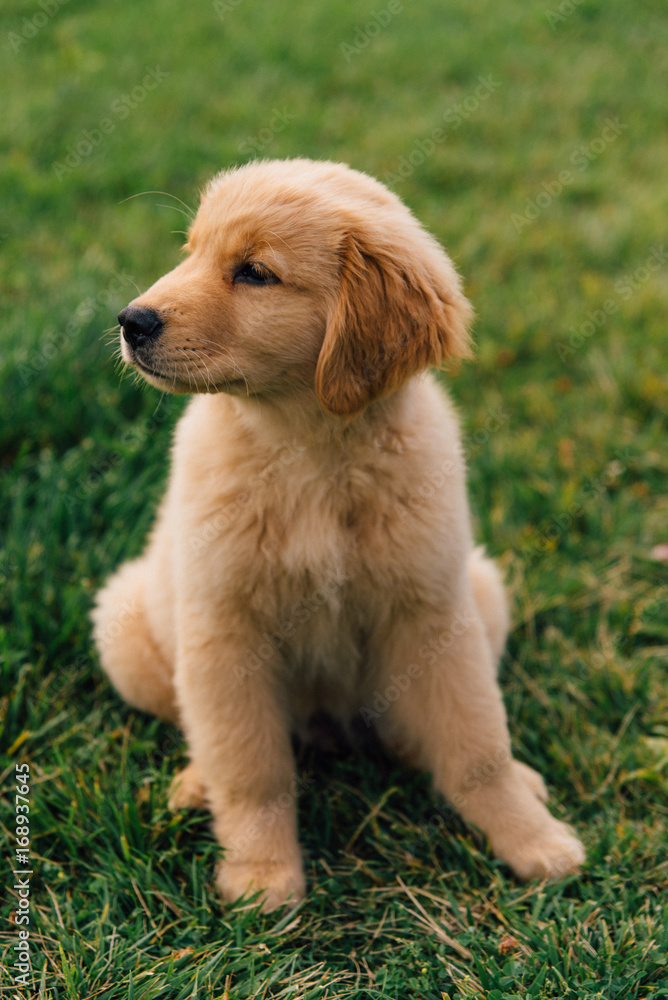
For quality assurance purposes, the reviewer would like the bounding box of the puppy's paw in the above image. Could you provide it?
[216,857,306,913]
[168,763,207,811]
[512,760,548,803]
[497,818,585,881]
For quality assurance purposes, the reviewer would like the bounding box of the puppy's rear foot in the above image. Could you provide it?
[512,759,548,803]
[168,763,207,811]
[494,816,585,881]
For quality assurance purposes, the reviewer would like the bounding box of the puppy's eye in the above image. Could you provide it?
[233,261,280,286]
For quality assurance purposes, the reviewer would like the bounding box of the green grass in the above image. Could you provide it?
[2,0,668,996]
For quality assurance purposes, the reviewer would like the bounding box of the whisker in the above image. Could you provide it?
[152,393,167,418]
[187,347,222,392]
[187,337,248,388]
[185,343,249,395]
[204,346,250,394]
[185,336,251,380]
[157,206,192,221]
[119,190,196,221]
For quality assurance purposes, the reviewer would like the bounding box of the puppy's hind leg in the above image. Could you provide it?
[168,761,208,811]
[467,546,510,666]
[92,559,208,810]
[375,605,585,881]
[91,558,178,723]
[467,548,548,802]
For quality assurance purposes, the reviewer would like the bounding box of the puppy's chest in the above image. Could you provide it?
[244,451,407,581]
[240,456,409,679]
[190,430,447,622]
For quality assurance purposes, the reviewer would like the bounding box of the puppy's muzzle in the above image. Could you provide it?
[119,306,163,351]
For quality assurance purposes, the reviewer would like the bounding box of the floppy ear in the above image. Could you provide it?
[315,230,473,416]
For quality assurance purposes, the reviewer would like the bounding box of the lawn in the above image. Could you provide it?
[1,0,668,996]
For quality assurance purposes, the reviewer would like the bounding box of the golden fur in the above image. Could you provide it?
[92,158,584,911]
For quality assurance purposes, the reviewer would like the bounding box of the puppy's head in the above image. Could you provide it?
[119,159,472,414]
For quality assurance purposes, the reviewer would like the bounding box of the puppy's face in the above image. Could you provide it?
[119,159,473,415]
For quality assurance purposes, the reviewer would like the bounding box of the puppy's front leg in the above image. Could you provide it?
[375,604,585,880]
[174,618,304,912]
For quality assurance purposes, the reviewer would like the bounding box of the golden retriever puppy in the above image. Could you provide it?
[92,158,585,911]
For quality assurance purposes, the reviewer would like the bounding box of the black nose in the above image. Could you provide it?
[119,306,163,350]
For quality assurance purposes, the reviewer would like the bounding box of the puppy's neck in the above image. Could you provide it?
[220,380,421,453]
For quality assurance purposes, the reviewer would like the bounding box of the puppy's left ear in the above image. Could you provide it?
[315,230,473,416]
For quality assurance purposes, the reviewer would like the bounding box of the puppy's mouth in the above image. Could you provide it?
[129,351,248,395]
[119,333,183,388]
[133,356,172,380]
[123,347,191,393]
